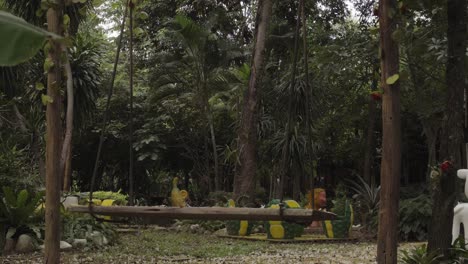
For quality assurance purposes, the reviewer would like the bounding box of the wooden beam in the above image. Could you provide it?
[68,206,336,222]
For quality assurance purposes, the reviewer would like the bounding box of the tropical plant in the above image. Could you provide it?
[400,244,443,264]
[0,187,44,244]
[346,174,380,228]
[399,193,432,241]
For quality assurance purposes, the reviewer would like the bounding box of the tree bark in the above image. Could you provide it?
[61,54,73,192]
[376,0,401,263]
[427,0,467,256]
[233,0,272,200]
[45,3,63,263]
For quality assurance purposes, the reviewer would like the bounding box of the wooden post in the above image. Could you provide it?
[45,3,63,264]
[376,0,401,263]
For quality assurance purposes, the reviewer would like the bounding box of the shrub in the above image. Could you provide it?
[61,212,117,248]
[399,193,432,241]
[400,244,443,264]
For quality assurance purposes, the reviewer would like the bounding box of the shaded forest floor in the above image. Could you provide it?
[1,226,423,263]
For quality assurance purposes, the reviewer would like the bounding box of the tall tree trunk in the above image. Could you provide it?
[427,0,467,255]
[233,0,272,200]
[61,54,73,192]
[376,0,401,263]
[45,3,63,263]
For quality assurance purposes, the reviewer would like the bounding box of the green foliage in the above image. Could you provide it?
[0,11,60,66]
[399,193,432,241]
[0,187,43,228]
[61,213,117,248]
[346,175,380,228]
[80,190,128,205]
[400,244,443,264]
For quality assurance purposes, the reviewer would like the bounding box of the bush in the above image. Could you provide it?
[79,190,128,205]
[399,193,432,241]
[61,212,117,248]
[400,244,442,264]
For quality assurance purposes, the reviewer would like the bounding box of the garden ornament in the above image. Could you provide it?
[452,169,468,246]
[170,177,188,207]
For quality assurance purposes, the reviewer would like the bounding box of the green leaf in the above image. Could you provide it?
[43,57,54,73]
[72,0,87,3]
[3,187,17,207]
[16,190,29,208]
[41,94,54,105]
[63,14,70,29]
[36,82,45,91]
[134,27,144,36]
[0,11,61,66]
[386,74,399,85]
[138,11,149,20]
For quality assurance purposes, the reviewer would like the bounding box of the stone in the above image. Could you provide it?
[62,196,79,209]
[88,231,104,246]
[213,228,227,236]
[72,239,87,248]
[15,234,35,253]
[190,224,200,233]
[4,238,15,254]
[60,241,72,251]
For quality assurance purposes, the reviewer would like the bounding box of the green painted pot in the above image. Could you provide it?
[264,199,304,239]
[322,200,353,238]
[225,199,252,236]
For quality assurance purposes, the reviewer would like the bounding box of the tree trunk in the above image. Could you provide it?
[45,3,63,263]
[233,0,272,200]
[427,0,467,256]
[61,54,73,192]
[376,0,401,263]
[62,145,72,191]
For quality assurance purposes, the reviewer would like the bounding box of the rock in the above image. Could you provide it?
[60,241,72,251]
[4,238,15,253]
[190,224,200,233]
[88,231,104,246]
[72,239,87,248]
[15,234,35,253]
[103,236,109,245]
[62,196,79,209]
[213,228,227,236]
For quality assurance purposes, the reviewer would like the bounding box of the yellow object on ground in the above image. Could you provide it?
[171,177,188,207]
[101,199,116,220]
[268,204,285,239]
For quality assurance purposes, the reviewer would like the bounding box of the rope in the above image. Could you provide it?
[279,0,303,203]
[300,0,315,209]
[89,0,130,222]
[128,0,135,206]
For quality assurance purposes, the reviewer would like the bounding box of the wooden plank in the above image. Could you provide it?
[68,206,336,222]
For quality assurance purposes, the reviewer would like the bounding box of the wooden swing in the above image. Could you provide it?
[69,0,335,224]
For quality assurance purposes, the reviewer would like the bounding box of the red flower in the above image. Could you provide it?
[370,92,382,101]
[440,161,452,172]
